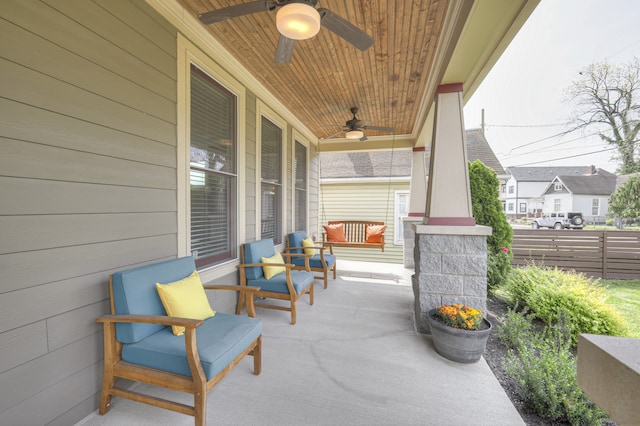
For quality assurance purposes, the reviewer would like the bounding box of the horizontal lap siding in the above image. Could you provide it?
[319,181,407,263]
[0,0,177,424]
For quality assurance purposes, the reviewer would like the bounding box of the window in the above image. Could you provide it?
[508,203,514,212]
[519,203,526,213]
[394,190,410,244]
[502,201,506,211]
[554,183,563,191]
[554,198,561,212]
[508,185,514,194]
[294,141,307,231]
[261,117,283,244]
[592,198,600,215]
[189,65,237,268]
[501,184,506,194]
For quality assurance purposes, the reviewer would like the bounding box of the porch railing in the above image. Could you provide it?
[511,229,640,279]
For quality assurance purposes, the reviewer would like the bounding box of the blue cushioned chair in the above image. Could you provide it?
[96,256,262,426]
[286,231,337,289]
[238,238,314,324]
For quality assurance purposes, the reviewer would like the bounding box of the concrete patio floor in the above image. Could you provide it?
[77,260,524,426]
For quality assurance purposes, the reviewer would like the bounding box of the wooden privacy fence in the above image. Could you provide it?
[511,230,640,279]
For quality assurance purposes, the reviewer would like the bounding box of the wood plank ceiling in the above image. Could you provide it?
[176,0,448,140]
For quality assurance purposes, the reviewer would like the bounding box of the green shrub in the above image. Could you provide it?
[496,308,532,350]
[498,264,628,344]
[468,160,513,289]
[502,312,609,425]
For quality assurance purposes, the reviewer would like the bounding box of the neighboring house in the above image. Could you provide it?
[319,129,504,263]
[541,168,617,224]
[500,166,603,219]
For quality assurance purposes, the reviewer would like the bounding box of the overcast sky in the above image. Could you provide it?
[463,0,640,173]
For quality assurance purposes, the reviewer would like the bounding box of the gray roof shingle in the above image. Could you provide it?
[319,129,504,178]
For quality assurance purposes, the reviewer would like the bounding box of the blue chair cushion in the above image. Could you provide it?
[288,231,307,255]
[247,270,314,294]
[290,254,337,270]
[111,257,197,344]
[243,239,276,280]
[121,313,262,381]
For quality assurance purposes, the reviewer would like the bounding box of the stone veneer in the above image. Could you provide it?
[412,224,492,333]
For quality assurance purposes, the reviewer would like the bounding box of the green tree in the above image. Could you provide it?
[469,160,513,288]
[609,174,640,227]
[567,57,640,174]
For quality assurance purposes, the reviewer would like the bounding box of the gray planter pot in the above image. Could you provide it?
[427,309,492,363]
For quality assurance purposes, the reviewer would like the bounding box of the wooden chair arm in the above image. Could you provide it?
[280,252,311,259]
[203,285,261,293]
[236,263,294,269]
[96,314,204,329]
[204,285,261,317]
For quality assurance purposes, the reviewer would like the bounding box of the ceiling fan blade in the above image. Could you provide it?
[275,35,295,64]
[198,1,276,25]
[353,119,371,128]
[321,129,347,140]
[359,135,368,141]
[363,125,395,132]
[318,8,374,51]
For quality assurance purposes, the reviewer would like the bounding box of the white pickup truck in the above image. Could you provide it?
[532,212,584,230]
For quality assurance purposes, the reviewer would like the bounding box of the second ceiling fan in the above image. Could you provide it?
[322,107,395,141]
[198,0,374,63]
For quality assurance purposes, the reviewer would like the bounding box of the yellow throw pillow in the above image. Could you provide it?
[302,237,316,256]
[156,271,215,336]
[261,252,286,279]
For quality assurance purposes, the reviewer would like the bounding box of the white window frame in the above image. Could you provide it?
[554,198,561,212]
[177,35,246,280]
[554,183,563,191]
[394,190,410,245]
[592,198,600,216]
[292,129,310,233]
[256,100,287,246]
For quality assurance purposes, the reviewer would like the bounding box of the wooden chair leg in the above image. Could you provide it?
[253,336,262,375]
[323,271,328,289]
[290,303,296,325]
[194,386,206,426]
[309,284,314,305]
[333,264,337,279]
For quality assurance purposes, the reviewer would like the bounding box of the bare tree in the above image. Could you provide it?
[567,57,640,174]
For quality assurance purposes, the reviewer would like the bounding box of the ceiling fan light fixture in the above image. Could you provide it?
[345,130,364,140]
[276,3,321,40]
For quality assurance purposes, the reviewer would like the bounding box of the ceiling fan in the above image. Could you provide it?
[322,107,395,141]
[198,0,374,63]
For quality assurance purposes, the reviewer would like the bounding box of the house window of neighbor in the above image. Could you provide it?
[592,198,600,216]
[501,184,506,194]
[294,141,307,231]
[189,65,237,268]
[508,185,514,194]
[261,117,283,244]
[554,198,561,212]
[554,183,563,191]
[508,203,514,212]
[519,203,526,213]
[394,190,410,244]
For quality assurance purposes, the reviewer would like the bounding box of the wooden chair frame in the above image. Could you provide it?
[97,283,261,426]
[237,245,313,325]
[285,239,337,289]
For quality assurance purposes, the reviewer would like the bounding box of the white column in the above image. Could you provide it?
[424,83,475,226]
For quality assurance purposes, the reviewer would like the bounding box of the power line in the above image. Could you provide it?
[509,147,617,167]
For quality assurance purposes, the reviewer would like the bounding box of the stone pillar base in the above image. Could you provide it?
[413,224,492,334]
